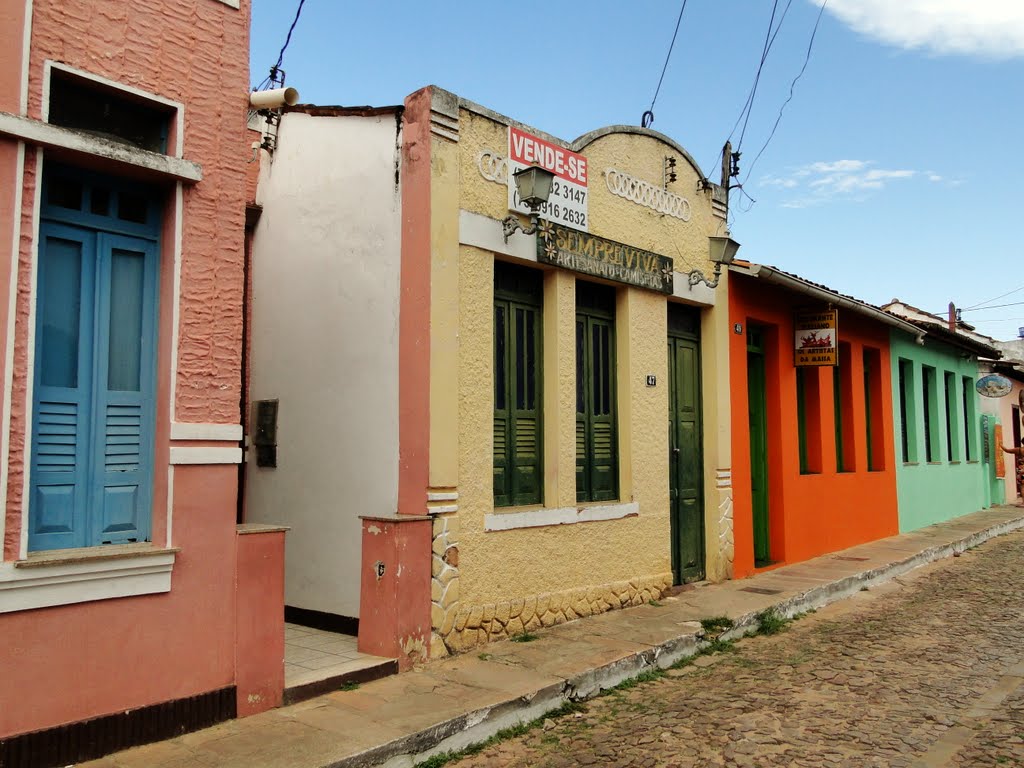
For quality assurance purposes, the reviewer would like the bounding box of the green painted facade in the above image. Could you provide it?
[890,330,989,531]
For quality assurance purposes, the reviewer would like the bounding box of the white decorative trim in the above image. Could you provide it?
[0,550,175,613]
[20,0,32,115]
[170,422,243,441]
[428,504,458,515]
[212,0,240,7]
[19,147,43,560]
[459,209,536,262]
[476,151,507,184]
[167,467,174,548]
[427,491,459,502]
[170,183,183,422]
[485,501,639,532]
[430,110,459,143]
[604,168,691,221]
[169,446,243,465]
[672,275,716,307]
[0,142,24,553]
[0,112,202,182]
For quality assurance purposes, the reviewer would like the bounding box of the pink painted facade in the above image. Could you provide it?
[0,0,285,759]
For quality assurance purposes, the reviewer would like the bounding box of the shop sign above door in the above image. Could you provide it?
[537,222,674,294]
[508,126,589,231]
[794,310,838,366]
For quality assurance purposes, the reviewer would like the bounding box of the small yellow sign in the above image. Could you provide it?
[794,310,838,367]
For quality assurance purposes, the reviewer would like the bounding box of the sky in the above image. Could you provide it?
[250,1,1024,341]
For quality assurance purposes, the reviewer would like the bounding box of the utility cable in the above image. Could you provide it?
[963,284,1024,311]
[642,0,689,128]
[960,301,1024,312]
[741,0,828,185]
[273,0,308,74]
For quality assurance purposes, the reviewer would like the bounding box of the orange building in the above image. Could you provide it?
[727,263,915,577]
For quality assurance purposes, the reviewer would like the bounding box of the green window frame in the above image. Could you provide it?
[922,365,938,462]
[576,281,618,503]
[493,262,543,507]
[962,375,976,461]
[898,358,917,463]
[833,342,854,472]
[863,347,885,471]
[944,371,959,461]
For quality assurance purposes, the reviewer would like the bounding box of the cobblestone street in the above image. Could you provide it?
[444,530,1024,768]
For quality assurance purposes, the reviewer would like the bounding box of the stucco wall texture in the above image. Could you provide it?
[0,0,259,739]
[890,331,989,531]
[4,0,249,550]
[729,275,900,578]
[443,102,724,646]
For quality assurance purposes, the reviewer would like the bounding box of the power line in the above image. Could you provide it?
[959,301,1024,313]
[963,284,1024,311]
[274,0,308,74]
[734,0,795,153]
[642,0,689,128]
[741,0,828,185]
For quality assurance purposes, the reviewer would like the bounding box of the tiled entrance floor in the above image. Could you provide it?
[284,623,396,703]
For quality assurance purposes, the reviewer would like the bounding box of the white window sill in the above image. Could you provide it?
[485,501,639,532]
[0,112,202,183]
[0,545,177,613]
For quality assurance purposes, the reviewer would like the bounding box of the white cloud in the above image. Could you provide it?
[760,159,920,207]
[811,0,1024,58]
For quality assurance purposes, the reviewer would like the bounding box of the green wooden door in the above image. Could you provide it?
[747,328,771,566]
[668,335,704,583]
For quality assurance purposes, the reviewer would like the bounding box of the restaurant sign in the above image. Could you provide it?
[537,221,673,294]
[794,310,838,366]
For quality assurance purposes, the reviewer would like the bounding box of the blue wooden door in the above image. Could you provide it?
[29,218,158,550]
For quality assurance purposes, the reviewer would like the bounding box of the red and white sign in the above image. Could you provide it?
[508,126,589,231]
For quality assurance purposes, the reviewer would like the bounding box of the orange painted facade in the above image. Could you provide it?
[0,0,285,754]
[728,272,900,578]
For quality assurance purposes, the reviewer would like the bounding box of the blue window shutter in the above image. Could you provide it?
[29,223,96,551]
[89,233,158,545]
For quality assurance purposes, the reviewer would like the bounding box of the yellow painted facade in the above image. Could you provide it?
[424,89,735,655]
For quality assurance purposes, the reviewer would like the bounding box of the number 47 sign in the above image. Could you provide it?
[508,125,589,232]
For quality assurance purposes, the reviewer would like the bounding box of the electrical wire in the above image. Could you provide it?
[963,284,1024,311]
[741,0,828,186]
[642,0,689,128]
[960,301,1024,313]
[734,0,795,153]
[273,0,307,73]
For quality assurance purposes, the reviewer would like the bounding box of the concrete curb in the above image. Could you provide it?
[333,514,1024,768]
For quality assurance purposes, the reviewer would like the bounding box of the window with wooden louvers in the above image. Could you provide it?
[576,281,618,503]
[494,263,543,507]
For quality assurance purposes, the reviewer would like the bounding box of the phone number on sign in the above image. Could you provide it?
[513,180,588,229]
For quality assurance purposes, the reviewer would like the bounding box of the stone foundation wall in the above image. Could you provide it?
[429,515,672,658]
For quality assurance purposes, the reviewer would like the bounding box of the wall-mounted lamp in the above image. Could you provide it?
[688,234,741,289]
[503,166,555,242]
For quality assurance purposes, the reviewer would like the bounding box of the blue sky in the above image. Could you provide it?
[250,1,1024,340]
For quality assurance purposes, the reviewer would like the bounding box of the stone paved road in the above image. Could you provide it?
[443,530,1024,768]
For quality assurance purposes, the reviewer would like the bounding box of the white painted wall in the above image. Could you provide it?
[247,111,401,618]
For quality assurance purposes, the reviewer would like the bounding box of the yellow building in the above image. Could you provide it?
[247,86,738,665]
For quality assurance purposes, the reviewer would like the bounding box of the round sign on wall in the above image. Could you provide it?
[976,374,1013,398]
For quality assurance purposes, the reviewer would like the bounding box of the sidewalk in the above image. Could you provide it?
[82,505,1024,768]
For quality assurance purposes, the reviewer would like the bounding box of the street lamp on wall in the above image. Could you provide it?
[503,166,556,242]
[688,234,741,289]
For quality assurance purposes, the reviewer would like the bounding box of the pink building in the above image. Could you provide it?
[0,1,285,765]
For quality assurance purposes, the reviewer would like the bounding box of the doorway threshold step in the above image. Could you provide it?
[284,654,398,705]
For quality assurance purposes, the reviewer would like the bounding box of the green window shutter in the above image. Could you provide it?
[575,282,618,503]
[494,263,542,507]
